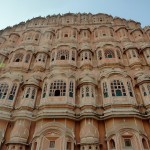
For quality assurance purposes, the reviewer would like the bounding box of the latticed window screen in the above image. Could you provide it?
[97,50,102,60]
[104,50,115,58]
[81,85,95,98]
[111,80,126,96]
[127,82,133,97]
[37,54,46,62]
[117,50,121,59]
[0,83,9,99]
[56,50,69,60]
[51,52,55,62]
[49,80,66,96]
[103,82,109,98]
[69,81,74,97]
[142,85,147,96]
[13,53,24,62]
[24,87,36,100]
[42,83,47,98]
[8,83,17,100]
[81,51,92,61]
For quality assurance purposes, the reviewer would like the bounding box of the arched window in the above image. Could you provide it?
[128,51,132,59]
[49,80,66,96]
[81,51,92,61]
[42,83,47,98]
[147,85,150,95]
[142,138,148,149]
[24,87,36,100]
[81,87,84,98]
[51,52,55,62]
[117,50,121,59]
[8,83,17,100]
[132,50,136,57]
[105,50,115,58]
[25,53,30,63]
[111,80,126,96]
[56,50,69,60]
[127,82,134,97]
[25,88,30,98]
[0,82,9,99]
[72,51,75,61]
[109,139,115,149]
[145,50,150,58]
[31,88,36,99]
[13,53,24,62]
[81,85,95,98]
[142,85,147,96]
[69,81,74,97]
[103,82,109,98]
[35,33,39,41]
[97,50,102,60]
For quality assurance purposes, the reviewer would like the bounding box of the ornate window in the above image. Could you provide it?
[25,53,31,63]
[72,51,75,61]
[147,85,150,94]
[142,85,147,96]
[111,80,126,96]
[13,53,24,62]
[98,50,102,60]
[104,50,115,58]
[0,83,9,99]
[35,33,39,41]
[109,139,115,149]
[23,87,36,100]
[81,85,95,98]
[132,50,137,57]
[8,83,17,100]
[103,82,109,98]
[145,50,150,58]
[81,51,92,61]
[49,80,66,96]
[117,50,121,59]
[49,141,55,148]
[37,54,46,62]
[56,50,69,60]
[69,81,74,97]
[51,52,55,62]
[123,138,132,148]
[127,82,134,97]
[42,83,47,98]
[128,51,132,59]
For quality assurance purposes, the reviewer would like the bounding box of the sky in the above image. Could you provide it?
[0,0,150,30]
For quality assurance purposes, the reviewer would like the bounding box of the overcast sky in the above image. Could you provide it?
[0,0,150,30]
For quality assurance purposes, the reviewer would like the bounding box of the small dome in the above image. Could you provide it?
[80,122,99,144]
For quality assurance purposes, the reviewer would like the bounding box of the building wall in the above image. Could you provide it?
[0,13,150,150]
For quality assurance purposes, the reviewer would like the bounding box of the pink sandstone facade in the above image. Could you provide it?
[0,13,150,150]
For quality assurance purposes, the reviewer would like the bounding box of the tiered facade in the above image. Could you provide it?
[0,13,150,150]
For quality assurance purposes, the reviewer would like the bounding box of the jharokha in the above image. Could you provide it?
[1,13,150,150]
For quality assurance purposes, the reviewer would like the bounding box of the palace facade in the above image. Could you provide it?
[0,13,150,150]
